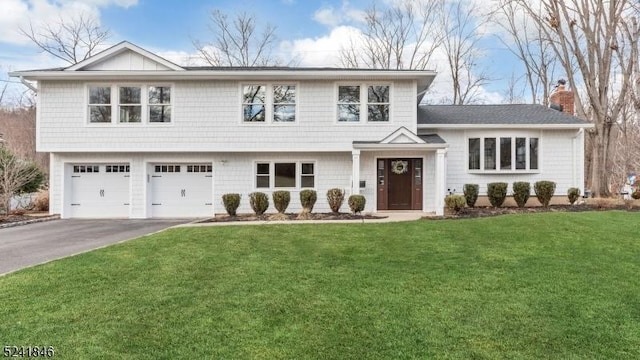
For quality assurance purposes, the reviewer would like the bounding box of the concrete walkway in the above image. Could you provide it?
[179,211,427,227]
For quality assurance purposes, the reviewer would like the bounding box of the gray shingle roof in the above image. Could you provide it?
[418,104,591,125]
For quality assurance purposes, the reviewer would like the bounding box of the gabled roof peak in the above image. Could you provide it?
[65,41,184,72]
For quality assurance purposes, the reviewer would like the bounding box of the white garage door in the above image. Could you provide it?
[68,164,130,218]
[150,164,213,217]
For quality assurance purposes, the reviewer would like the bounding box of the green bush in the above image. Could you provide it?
[249,192,269,215]
[463,184,479,207]
[222,193,241,216]
[326,188,345,213]
[568,187,581,205]
[444,194,466,213]
[631,190,640,200]
[348,195,366,214]
[299,189,317,212]
[512,182,531,208]
[272,190,291,213]
[534,181,556,207]
[487,182,508,208]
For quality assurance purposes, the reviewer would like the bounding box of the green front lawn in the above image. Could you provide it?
[1,212,639,359]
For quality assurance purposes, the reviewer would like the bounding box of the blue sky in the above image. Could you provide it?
[0,0,523,104]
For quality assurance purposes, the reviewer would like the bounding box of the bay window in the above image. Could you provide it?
[469,136,539,172]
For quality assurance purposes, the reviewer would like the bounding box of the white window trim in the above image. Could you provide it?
[466,135,541,174]
[335,82,392,124]
[253,160,317,190]
[85,83,174,127]
[240,83,299,125]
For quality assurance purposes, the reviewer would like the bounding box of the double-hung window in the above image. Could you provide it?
[469,136,539,172]
[88,86,112,123]
[243,84,296,123]
[337,84,390,122]
[255,161,315,189]
[87,84,172,124]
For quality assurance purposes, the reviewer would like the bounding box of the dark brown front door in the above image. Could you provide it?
[377,158,423,210]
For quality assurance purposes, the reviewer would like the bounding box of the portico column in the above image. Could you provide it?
[352,149,361,195]
[435,149,447,216]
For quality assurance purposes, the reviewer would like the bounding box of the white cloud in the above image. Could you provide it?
[312,1,366,28]
[281,26,362,67]
[0,0,138,45]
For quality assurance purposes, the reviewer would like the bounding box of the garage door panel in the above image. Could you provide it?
[67,164,130,218]
[150,164,212,218]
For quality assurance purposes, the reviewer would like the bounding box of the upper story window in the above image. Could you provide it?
[243,84,296,123]
[469,136,539,172]
[88,86,112,123]
[149,86,172,123]
[87,84,172,125]
[337,84,390,122]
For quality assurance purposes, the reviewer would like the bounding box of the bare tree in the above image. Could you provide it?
[20,14,110,65]
[0,107,47,171]
[339,1,443,70]
[0,147,45,214]
[438,1,492,104]
[491,0,559,105]
[512,0,638,197]
[193,10,281,66]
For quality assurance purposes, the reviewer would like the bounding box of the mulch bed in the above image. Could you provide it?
[0,215,34,224]
[430,204,640,220]
[200,212,387,223]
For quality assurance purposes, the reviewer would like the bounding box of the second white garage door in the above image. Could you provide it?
[150,164,213,217]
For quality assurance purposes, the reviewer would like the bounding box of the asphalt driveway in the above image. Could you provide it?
[0,219,191,276]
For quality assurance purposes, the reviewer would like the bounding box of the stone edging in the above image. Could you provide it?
[0,215,61,229]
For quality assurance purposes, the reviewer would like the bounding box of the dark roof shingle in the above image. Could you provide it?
[418,104,590,125]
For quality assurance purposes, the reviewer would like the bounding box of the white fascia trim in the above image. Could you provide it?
[380,126,425,144]
[10,70,436,82]
[352,143,448,151]
[42,148,365,153]
[418,123,594,130]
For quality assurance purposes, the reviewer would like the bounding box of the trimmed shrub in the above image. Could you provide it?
[487,182,508,208]
[463,184,479,207]
[444,194,466,213]
[534,181,556,207]
[348,195,366,214]
[299,189,318,212]
[249,192,269,215]
[567,187,581,205]
[632,190,640,200]
[512,182,531,208]
[222,193,241,216]
[326,188,345,213]
[272,190,291,214]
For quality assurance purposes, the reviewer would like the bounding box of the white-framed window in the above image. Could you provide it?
[242,84,297,123]
[88,86,112,123]
[255,161,316,189]
[86,84,173,124]
[468,136,539,172]
[337,84,390,122]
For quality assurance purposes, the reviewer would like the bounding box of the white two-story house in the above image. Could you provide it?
[10,41,592,218]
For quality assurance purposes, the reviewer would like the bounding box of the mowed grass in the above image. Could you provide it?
[1,212,640,359]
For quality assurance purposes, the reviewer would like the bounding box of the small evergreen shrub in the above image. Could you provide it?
[463,184,479,207]
[249,192,269,215]
[567,187,581,205]
[326,188,345,213]
[632,190,640,200]
[512,182,531,208]
[272,190,291,213]
[348,195,366,214]
[299,189,318,212]
[534,181,556,207]
[487,182,508,208]
[444,194,466,213]
[222,193,241,216]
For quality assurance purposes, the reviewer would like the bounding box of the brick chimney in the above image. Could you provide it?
[549,79,575,115]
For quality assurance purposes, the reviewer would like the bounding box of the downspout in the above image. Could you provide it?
[572,128,584,191]
[20,76,37,93]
